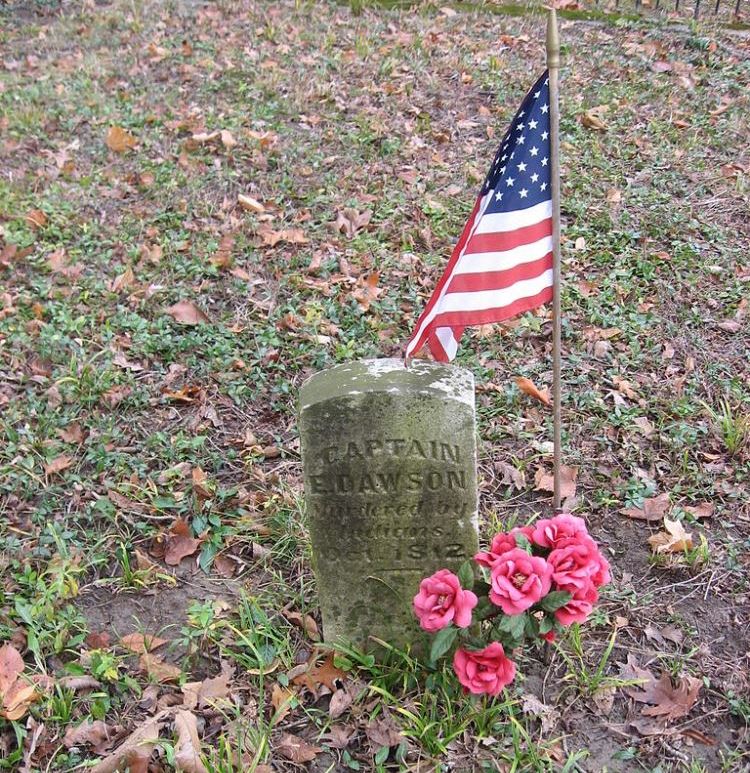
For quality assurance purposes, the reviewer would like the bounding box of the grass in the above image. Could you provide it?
[0,0,749,770]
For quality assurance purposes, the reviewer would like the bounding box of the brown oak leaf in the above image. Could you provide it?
[165,301,210,325]
[515,376,551,406]
[276,733,321,763]
[620,493,671,522]
[120,633,168,655]
[534,465,577,499]
[106,126,138,153]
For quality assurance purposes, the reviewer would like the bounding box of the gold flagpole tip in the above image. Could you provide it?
[546,7,560,69]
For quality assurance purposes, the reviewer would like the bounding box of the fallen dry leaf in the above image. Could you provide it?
[120,633,168,655]
[163,518,202,566]
[271,683,296,724]
[335,207,372,238]
[0,644,38,721]
[173,711,208,773]
[89,711,169,773]
[237,194,265,213]
[259,227,308,247]
[106,126,138,153]
[581,105,608,131]
[276,733,321,763]
[44,454,73,476]
[181,671,232,710]
[624,659,701,723]
[648,518,694,554]
[620,493,670,522]
[165,301,210,325]
[352,272,383,311]
[25,209,47,229]
[515,376,551,406]
[534,465,577,500]
[63,720,117,753]
[683,502,715,520]
[140,654,181,684]
[292,652,347,694]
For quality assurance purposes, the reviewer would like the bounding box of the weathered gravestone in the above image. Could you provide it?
[299,358,478,650]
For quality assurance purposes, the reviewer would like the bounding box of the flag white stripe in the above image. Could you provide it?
[433,270,553,314]
[473,200,552,235]
[405,190,494,357]
[452,235,553,275]
[435,326,459,360]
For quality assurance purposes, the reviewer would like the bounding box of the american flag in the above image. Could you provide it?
[405,71,554,362]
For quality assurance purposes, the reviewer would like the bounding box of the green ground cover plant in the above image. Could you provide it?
[0,0,748,770]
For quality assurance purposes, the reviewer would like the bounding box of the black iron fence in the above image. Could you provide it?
[580,0,746,21]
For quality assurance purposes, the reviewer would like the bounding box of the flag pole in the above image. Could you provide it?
[546,8,563,511]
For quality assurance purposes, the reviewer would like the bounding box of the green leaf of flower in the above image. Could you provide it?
[514,532,533,553]
[430,625,458,662]
[539,615,555,634]
[497,612,526,641]
[540,591,572,613]
[457,560,475,590]
[524,614,540,638]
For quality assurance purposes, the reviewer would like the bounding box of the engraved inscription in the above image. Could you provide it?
[309,469,466,495]
[321,438,462,465]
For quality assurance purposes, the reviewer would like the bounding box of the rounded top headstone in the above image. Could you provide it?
[298,357,478,651]
[300,358,474,411]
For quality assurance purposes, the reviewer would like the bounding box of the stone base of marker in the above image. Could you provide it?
[299,359,479,652]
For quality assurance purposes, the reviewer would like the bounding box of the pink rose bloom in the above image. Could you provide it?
[413,569,478,632]
[554,580,599,626]
[549,535,611,591]
[512,524,536,543]
[532,513,587,549]
[489,549,552,615]
[474,526,536,569]
[453,642,516,696]
[474,532,517,569]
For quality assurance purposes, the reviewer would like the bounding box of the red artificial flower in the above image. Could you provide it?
[489,548,552,615]
[413,569,478,633]
[532,512,587,549]
[453,642,516,695]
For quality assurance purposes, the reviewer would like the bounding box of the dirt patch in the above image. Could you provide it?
[79,563,244,646]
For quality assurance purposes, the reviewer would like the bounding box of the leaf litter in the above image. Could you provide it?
[2,1,748,770]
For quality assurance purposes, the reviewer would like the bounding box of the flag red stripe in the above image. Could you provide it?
[405,197,483,358]
[427,325,464,363]
[428,333,448,362]
[463,218,553,255]
[425,286,553,328]
[446,253,553,294]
